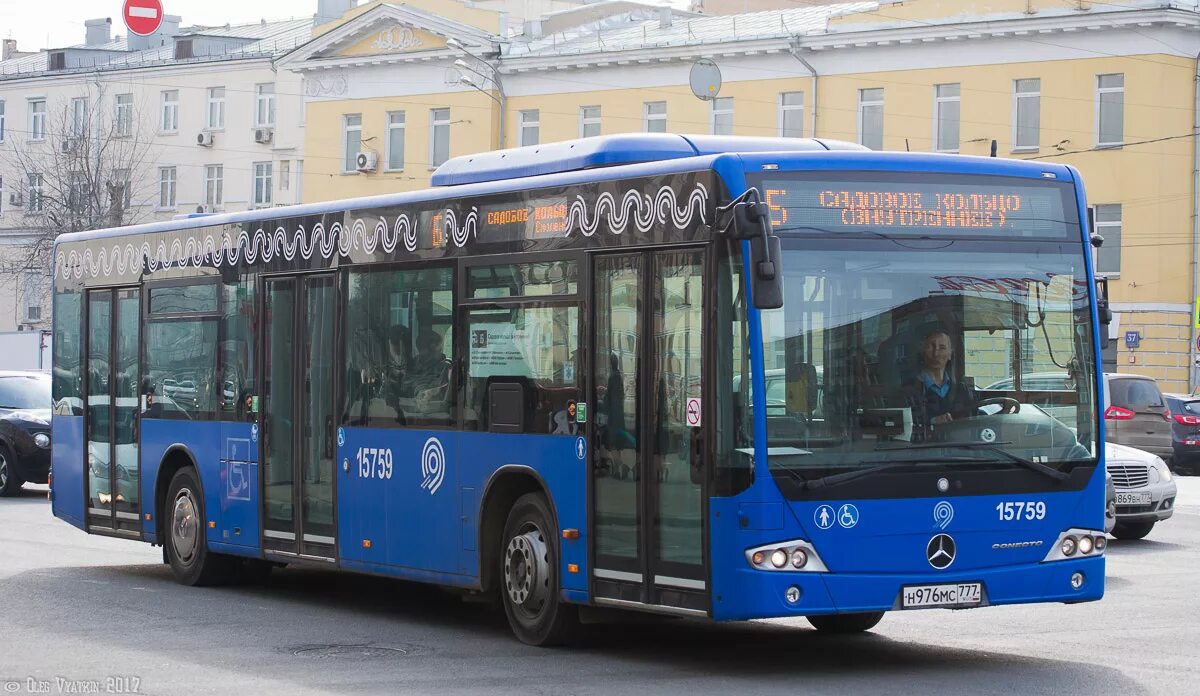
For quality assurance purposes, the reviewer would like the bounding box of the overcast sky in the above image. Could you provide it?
[2,1,689,54]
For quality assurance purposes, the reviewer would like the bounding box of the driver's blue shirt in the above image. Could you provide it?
[906,371,977,424]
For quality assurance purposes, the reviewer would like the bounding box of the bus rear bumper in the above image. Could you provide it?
[711,555,1105,621]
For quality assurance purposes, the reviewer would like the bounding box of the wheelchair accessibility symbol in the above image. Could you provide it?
[337,428,345,447]
[250,424,258,442]
[837,504,860,529]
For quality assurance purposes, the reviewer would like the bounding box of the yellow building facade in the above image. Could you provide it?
[282,0,1200,390]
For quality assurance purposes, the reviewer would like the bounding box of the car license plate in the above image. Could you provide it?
[1116,491,1151,505]
[901,583,983,609]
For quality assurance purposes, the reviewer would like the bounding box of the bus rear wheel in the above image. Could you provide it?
[807,612,885,634]
[500,492,579,646]
[164,467,235,586]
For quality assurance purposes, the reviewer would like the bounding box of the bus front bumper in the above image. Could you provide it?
[711,555,1105,621]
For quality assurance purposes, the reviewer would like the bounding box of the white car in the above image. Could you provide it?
[1107,441,1176,540]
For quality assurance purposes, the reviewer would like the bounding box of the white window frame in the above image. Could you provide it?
[933,83,961,153]
[280,160,291,191]
[27,173,44,213]
[70,97,88,138]
[429,108,450,169]
[385,111,406,171]
[158,166,177,210]
[1093,204,1122,277]
[644,101,667,133]
[206,87,225,130]
[778,92,804,138]
[161,90,179,133]
[255,83,276,128]
[1096,73,1124,148]
[710,97,734,136]
[204,164,224,211]
[252,162,273,208]
[113,168,132,212]
[579,105,601,138]
[343,114,362,173]
[115,93,133,138]
[28,98,47,141]
[1012,78,1040,152]
[857,88,884,151]
[0,175,5,215]
[519,109,540,147]
[0,99,6,143]
[21,272,42,322]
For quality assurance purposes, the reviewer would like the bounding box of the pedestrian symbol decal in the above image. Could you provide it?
[576,437,587,460]
[686,398,702,428]
[814,504,835,530]
[838,504,859,529]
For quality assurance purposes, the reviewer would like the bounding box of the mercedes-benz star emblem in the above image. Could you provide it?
[927,534,956,570]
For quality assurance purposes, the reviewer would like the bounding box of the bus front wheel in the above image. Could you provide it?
[807,612,885,634]
[499,492,579,646]
[164,467,234,586]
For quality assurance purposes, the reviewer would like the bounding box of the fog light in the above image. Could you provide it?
[1094,535,1107,552]
[785,585,802,604]
[1078,536,1094,555]
[791,549,808,569]
[34,433,51,449]
[1070,572,1085,590]
[751,551,766,566]
[1061,536,1077,557]
[770,549,788,568]
[1162,499,1173,510]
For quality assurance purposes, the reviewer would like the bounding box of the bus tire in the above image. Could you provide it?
[164,467,234,586]
[807,611,885,634]
[500,492,579,646]
[0,443,23,497]
[1112,521,1155,540]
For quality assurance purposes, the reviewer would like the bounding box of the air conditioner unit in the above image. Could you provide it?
[197,132,214,147]
[355,150,378,173]
[8,192,23,207]
[60,138,77,153]
[253,128,273,144]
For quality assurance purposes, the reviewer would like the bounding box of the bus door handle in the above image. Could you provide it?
[324,415,334,459]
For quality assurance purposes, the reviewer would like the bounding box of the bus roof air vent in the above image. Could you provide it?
[430,133,860,187]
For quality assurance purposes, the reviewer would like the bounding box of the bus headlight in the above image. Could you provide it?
[1043,528,1106,562]
[1078,535,1094,555]
[1061,536,1077,557]
[745,539,828,573]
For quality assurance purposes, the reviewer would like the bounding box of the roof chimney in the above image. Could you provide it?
[2,39,19,60]
[659,7,674,29]
[85,18,113,47]
[315,0,358,27]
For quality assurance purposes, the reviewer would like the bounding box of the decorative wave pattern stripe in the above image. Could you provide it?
[56,183,708,280]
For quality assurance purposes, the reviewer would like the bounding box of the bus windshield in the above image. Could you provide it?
[740,172,1097,492]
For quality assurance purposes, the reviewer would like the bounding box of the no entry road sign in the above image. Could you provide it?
[124,0,164,37]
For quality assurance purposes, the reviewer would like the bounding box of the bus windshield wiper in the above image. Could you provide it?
[875,441,1070,482]
[793,457,979,491]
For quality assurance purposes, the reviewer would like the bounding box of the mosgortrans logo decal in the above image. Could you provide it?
[420,437,446,495]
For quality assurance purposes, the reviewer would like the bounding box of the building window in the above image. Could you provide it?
[858,88,884,151]
[386,111,405,171]
[430,108,450,168]
[778,92,804,138]
[580,105,601,138]
[204,164,223,210]
[115,93,133,137]
[158,167,176,209]
[206,87,225,130]
[255,83,275,127]
[1094,204,1122,275]
[343,114,362,173]
[644,101,667,133]
[70,97,88,138]
[28,173,43,212]
[22,272,43,322]
[67,171,87,212]
[711,97,733,135]
[29,99,46,141]
[253,162,273,207]
[934,83,960,152]
[1013,78,1040,151]
[0,176,4,215]
[280,160,290,191]
[161,90,179,132]
[0,99,6,143]
[113,168,131,212]
[519,109,540,147]
[1097,73,1124,147]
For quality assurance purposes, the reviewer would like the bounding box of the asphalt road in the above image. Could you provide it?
[1,479,1198,696]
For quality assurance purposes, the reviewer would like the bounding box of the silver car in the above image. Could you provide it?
[1107,442,1176,540]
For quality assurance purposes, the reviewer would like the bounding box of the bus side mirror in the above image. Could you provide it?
[1096,277,1112,349]
[730,194,784,310]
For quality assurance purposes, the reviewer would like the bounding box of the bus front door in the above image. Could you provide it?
[590,250,709,616]
[261,274,338,561]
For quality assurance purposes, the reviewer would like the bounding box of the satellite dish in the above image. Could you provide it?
[689,58,722,101]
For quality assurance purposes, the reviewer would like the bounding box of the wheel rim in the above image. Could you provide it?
[171,488,200,565]
[504,524,550,618]
[0,452,8,488]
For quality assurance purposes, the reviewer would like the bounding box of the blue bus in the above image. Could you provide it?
[49,134,1107,645]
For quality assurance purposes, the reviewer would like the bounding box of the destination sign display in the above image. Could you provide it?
[480,196,571,242]
[760,176,1072,237]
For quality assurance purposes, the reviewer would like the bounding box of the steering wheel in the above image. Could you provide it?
[976,396,1021,415]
